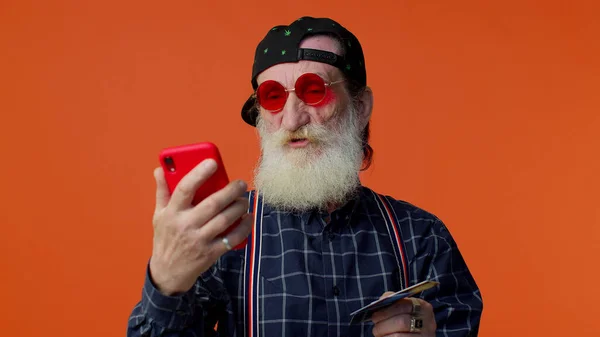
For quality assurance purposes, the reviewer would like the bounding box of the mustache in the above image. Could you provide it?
[271,124,330,145]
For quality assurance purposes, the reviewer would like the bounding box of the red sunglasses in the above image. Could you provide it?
[256,73,345,112]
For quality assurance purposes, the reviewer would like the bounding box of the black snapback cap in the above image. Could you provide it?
[241,16,367,126]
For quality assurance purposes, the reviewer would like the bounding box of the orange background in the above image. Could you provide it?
[1,0,599,336]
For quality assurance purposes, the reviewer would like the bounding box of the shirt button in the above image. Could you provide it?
[328,232,335,241]
[333,286,340,296]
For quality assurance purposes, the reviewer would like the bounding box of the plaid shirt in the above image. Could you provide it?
[127,186,483,337]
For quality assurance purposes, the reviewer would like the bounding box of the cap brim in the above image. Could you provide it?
[241,94,258,126]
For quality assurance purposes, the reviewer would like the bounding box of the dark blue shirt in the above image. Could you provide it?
[127,186,483,337]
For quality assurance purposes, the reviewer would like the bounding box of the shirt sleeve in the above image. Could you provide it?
[126,263,222,337]
[419,219,484,337]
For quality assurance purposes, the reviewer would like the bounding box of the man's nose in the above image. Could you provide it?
[280,92,310,132]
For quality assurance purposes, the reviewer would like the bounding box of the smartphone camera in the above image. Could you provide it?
[164,156,176,172]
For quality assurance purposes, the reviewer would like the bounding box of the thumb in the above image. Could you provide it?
[379,291,395,300]
[154,167,170,211]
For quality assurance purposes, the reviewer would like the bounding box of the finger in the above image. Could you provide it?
[154,167,170,211]
[208,212,253,257]
[372,314,412,337]
[198,197,250,240]
[169,159,218,210]
[190,179,247,225]
[371,298,413,324]
[411,299,436,331]
[380,291,395,299]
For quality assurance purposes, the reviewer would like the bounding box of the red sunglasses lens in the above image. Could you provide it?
[257,80,287,111]
[296,73,326,105]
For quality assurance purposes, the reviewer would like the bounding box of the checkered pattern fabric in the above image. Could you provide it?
[127,186,483,337]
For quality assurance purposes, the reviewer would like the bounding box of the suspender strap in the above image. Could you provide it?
[244,190,263,337]
[374,193,410,289]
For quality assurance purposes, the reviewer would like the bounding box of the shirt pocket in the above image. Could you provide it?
[258,274,316,322]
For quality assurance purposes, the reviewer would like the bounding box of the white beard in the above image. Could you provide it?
[254,104,364,212]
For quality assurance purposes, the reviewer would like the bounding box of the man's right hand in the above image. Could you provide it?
[148,159,253,296]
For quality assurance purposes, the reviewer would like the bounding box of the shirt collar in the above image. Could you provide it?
[258,185,366,228]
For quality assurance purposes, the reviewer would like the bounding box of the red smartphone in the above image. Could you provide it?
[158,142,247,250]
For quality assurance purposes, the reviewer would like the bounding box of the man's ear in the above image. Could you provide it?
[356,86,374,130]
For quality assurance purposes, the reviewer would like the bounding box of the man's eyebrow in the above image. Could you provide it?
[308,70,325,76]
[305,71,333,80]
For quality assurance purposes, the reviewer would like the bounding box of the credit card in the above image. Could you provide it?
[349,280,439,324]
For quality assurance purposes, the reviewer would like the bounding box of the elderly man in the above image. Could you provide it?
[127,17,483,337]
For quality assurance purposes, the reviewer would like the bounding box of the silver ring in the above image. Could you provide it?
[221,237,232,250]
[410,297,422,315]
[409,316,423,333]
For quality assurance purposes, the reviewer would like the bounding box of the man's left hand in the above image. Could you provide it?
[371,292,436,336]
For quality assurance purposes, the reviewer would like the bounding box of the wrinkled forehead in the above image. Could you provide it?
[256,35,344,87]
